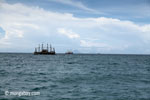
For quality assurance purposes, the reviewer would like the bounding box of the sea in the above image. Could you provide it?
[0,53,150,100]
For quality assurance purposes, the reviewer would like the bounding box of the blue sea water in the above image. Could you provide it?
[0,53,150,100]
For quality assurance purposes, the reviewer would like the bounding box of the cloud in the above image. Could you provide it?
[0,2,150,53]
[50,0,101,14]
[57,28,80,39]
[80,40,109,48]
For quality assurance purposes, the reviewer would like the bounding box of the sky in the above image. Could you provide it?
[0,0,150,54]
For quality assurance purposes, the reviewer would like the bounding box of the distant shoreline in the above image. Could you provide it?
[0,52,150,55]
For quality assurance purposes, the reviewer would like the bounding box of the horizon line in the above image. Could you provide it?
[0,52,150,55]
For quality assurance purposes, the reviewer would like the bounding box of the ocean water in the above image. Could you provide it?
[0,53,150,100]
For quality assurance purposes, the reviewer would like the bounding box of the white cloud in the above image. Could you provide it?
[50,0,101,14]
[57,28,80,39]
[0,2,150,53]
[80,40,109,48]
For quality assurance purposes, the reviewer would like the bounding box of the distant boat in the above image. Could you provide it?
[65,51,73,54]
[34,43,55,55]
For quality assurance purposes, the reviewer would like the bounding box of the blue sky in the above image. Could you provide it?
[0,0,150,53]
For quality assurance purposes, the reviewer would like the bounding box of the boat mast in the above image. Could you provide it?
[38,44,40,52]
[47,43,49,52]
[35,47,37,52]
[50,44,52,52]
[42,43,43,51]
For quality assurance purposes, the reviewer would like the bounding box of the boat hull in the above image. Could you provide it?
[34,52,55,55]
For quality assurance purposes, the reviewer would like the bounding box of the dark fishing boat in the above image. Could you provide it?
[65,51,73,54]
[34,43,55,55]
